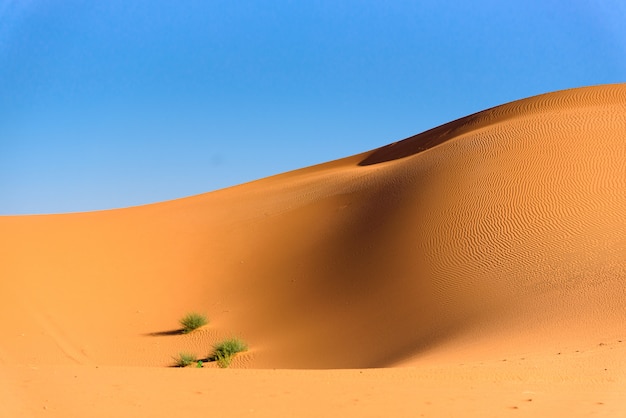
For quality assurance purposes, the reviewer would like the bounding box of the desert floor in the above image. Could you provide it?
[1,84,625,417]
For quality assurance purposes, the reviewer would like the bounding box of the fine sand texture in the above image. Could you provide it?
[1,84,625,416]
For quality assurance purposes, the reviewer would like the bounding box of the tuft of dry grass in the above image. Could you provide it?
[211,338,248,368]
[179,312,208,333]
[174,352,198,367]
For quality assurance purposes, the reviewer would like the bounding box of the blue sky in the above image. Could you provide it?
[1,0,624,214]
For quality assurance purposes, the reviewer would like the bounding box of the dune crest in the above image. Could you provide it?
[1,84,625,372]
[360,84,626,166]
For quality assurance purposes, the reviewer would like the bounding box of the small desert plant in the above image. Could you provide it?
[179,312,208,333]
[174,352,197,367]
[211,338,248,368]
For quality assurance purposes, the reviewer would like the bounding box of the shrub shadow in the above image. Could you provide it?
[145,329,185,337]
[168,356,215,368]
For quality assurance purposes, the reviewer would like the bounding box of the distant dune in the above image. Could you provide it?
[1,84,624,416]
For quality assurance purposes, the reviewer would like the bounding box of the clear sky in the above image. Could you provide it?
[1,0,624,214]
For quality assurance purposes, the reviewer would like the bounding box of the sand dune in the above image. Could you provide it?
[1,84,625,416]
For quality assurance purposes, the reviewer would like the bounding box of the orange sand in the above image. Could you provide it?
[1,84,625,416]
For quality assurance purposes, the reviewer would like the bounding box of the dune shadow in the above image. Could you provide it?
[358,113,481,166]
[145,329,185,337]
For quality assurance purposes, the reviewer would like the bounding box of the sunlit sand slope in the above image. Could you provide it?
[0,84,624,373]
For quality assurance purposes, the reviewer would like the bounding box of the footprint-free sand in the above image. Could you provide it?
[1,84,625,416]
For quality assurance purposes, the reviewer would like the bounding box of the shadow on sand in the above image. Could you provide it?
[145,329,185,337]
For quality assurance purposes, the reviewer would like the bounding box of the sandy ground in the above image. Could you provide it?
[1,84,625,416]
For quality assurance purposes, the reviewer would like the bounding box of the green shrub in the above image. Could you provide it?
[211,338,248,368]
[174,352,197,367]
[179,312,208,333]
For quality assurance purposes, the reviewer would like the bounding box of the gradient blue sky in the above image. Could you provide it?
[1,1,624,214]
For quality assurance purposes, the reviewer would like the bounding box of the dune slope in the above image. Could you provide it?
[1,85,625,373]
